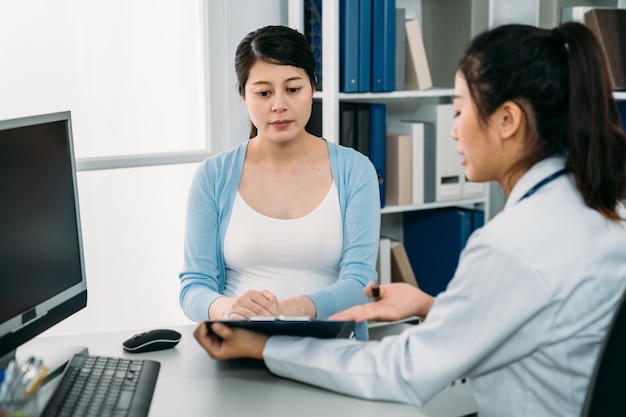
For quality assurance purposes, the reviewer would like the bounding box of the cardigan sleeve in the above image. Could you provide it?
[178,159,224,322]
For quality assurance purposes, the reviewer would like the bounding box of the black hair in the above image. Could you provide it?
[458,22,626,221]
[234,25,316,138]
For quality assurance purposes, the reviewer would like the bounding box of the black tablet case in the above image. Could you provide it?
[205,319,355,339]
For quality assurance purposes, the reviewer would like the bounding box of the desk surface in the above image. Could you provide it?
[21,324,476,417]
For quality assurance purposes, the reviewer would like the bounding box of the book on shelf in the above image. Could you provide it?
[377,238,418,288]
[339,102,356,149]
[371,0,396,92]
[420,123,437,204]
[388,120,436,205]
[390,240,418,287]
[584,8,626,90]
[415,104,462,201]
[339,102,370,156]
[358,0,373,92]
[355,102,371,157]
[420,0,483,89]
[394,7,406,91]
[376,237,392,285]
[409,122,435,205]
[369,103,387,207]
[385,131,412,206]
[304,0,323,91]
[402,207,483,296]
[339,102,386,206]
[340,0,360,92]
[404,18,432,91]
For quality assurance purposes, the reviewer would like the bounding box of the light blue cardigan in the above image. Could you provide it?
[179,139,381,340]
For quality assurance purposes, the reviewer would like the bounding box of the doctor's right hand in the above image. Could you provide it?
[329,282,434,323]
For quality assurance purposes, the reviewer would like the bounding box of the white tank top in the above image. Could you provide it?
[223,182,343,300]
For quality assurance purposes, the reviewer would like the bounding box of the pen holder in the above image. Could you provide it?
[0,393,38,417]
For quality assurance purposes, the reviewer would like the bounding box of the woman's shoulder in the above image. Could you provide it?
[191,142,247,188]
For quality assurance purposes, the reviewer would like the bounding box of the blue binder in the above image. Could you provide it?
[369,103,386,207]
[357,0,372,92]
[402,208,483,296]
[371,0,396,92]
[340,0,360,92]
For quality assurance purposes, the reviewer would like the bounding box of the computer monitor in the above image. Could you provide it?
[0,111,87,367]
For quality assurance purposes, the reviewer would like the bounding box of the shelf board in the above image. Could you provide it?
[381,196,487,214]
[313,88,454,101]
[339,88,454,100]
[312,90,626,101]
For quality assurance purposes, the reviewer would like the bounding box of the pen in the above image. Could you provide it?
[6,356,35,401]
[370,280,381,301]
[24,365,48,397]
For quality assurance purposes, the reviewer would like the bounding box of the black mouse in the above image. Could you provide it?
[122,329,182,353]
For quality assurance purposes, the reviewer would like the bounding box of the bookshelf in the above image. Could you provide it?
[289,0,626,216]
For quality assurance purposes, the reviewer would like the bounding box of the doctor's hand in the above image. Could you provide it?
[194,321,268,360]
[329,282,434,323]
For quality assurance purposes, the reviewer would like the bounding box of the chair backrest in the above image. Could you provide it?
[580,289,626,417]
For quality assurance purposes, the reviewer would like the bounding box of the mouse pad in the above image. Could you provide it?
[205,318,355,339]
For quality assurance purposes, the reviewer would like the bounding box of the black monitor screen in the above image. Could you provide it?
[0,111,87,363]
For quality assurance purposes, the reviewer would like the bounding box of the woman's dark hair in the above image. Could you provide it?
[235,25,317,138]
[458,22,626,221]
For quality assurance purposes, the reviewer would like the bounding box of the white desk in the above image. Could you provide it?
[20,324,477,417]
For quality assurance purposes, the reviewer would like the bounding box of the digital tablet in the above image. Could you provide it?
[205,316,355,339]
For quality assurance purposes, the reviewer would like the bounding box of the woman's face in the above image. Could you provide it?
[451,72,501,183]
[243,60,314,142]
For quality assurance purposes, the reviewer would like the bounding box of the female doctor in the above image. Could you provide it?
[193,22,626,417]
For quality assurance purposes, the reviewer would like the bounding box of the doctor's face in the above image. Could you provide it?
[451,72,500,183]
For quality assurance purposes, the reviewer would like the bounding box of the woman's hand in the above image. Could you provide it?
[194,321,269,360]
[329,282,434,323]
[210,290,280,320]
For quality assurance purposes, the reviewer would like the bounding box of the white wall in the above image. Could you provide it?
[0,0,288,336]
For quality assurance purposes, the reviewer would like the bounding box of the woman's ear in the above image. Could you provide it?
[496,100,524,141]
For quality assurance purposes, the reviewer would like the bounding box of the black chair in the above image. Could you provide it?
[580,289,626,417]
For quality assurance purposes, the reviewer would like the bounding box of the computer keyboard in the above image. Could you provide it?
[40,353,160,417]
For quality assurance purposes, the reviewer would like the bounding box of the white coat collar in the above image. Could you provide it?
[505,156,567,210]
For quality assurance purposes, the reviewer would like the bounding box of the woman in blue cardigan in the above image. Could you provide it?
[179,25,380,341]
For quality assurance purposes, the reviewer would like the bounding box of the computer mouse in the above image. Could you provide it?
[122,329,182,353]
